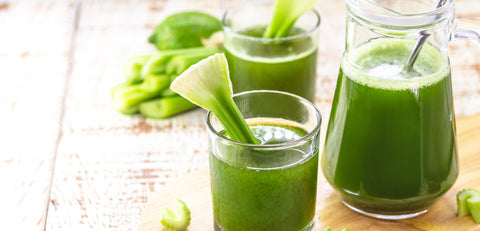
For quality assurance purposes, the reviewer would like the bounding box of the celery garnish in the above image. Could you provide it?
[159,199,191,231]
[263,0,319,39]
[170,53,258,144]
[457,188,480,223]
[139,96,196,119]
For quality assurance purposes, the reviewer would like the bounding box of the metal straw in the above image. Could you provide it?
[402,0,447,75]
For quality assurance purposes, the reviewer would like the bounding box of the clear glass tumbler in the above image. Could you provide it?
[222,1,321,102]
[207,90,322,231]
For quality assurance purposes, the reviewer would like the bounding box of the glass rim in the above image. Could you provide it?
[222,0,321,43]
[346,0,455,28]
[206,90,322,150]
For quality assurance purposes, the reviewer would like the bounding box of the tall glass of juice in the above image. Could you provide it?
[222,1,320,102]
[323,0,480,219]
[207,90,321,231]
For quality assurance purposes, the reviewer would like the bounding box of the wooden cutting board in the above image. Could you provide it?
[139,114,480,231]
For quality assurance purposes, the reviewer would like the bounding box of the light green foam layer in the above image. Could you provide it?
[342,38,450,90]
[225,43,317,64]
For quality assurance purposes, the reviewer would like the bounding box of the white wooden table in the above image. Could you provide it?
[1,0,479,230]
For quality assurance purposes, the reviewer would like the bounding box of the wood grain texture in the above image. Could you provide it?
[0,1,76,230]
[139,114,480,231]
[45,0,220,230]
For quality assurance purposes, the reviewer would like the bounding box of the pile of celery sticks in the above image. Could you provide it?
[111,12,222,119]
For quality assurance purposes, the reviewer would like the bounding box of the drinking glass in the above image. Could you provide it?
[322,0,480,219]
[207,90,321,231]
[222,1,321,102]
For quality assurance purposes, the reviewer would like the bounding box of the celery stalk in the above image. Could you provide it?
[124,54,152,84]
[118,105,139,115]
[170,53,258,144]
[139,96,196,119]
[141,47,222,77]
[160,89,178,97]
[166,48,221,75]
[112,74,170,112]
[263,0,319,38]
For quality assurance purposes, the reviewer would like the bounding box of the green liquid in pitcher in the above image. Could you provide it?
[225,27,317,101]
[322,38,458,215]
[211,120,318,231]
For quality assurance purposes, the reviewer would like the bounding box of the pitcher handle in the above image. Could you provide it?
[452,17,480,46]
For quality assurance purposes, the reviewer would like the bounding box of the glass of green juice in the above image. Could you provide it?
[322,0,480,220]
[207,90,322,231]
[222,1,320,102]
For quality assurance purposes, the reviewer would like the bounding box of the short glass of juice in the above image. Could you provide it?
[222,1,321,102]
[207,90,322,231]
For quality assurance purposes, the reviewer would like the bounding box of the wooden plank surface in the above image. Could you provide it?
[139,114,480,231]
[0,1,76,230]
[44,0,221,230]
[0,0,478,230]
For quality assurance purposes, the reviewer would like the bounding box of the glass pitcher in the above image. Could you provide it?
[322,0,480,219]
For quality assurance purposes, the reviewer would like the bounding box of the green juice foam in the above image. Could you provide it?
[342,38,450,90]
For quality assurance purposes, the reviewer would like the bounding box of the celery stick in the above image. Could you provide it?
[166,48,222,75]
[139,96,196,119]
[118,105,139,115]
[263,0,319,38]
[170,53,258,144]
[160,88,178,97]
[141,47,222,77]
[112,74,170,112]
[124,54,152,84]
[159,199,191,231]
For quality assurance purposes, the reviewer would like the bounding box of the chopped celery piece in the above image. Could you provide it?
[139,95,196,119]
[457,188,480,223]
[342,228,350,231]
[170,53,258,144]
[159,199,191,231]
[263,0,319,38]
[141,47,222,77]
[148,11,222,50]
[112,74,170,112]
[469,196,480,223]
[124,54,152,84]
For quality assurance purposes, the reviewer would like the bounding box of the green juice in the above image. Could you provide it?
[225,27,318,101]
[322,38,458,215]
[210,120,318,231]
